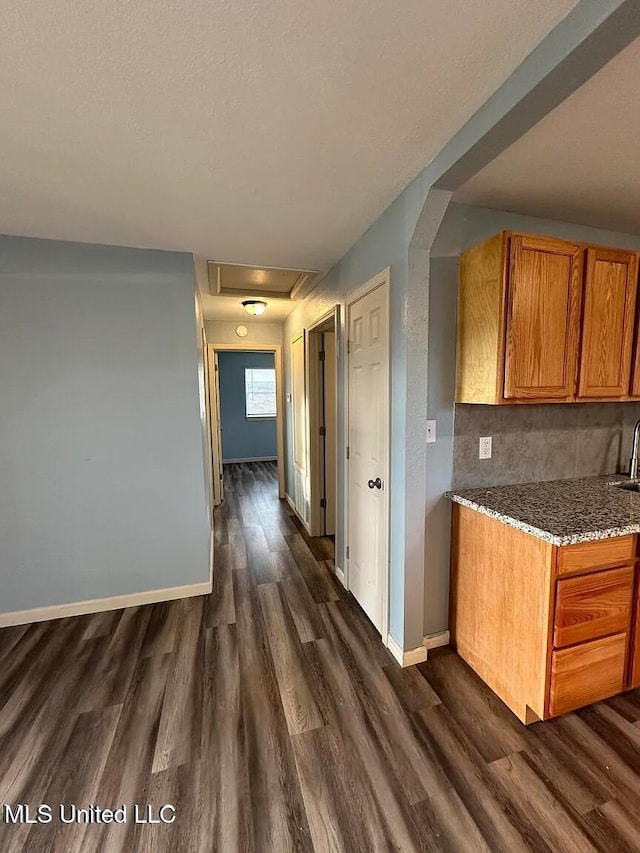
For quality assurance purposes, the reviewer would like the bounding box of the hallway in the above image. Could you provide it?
[3,463,640,851]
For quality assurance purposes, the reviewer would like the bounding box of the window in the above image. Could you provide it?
[245,368,277,418]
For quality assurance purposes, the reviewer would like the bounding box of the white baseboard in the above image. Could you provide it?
[0,581,212,629]
[209,527,215,588]
[423,630,450,651]
[285,493,312,534]
[285,493,297,513]
[386,630,450,667]
[223,456,277,464]
[386,634,404,664]
[386,634,428,667]
[335,565,346,589]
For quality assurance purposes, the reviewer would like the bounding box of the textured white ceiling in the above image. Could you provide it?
[455,37,640,234]
[203,297,295,323]
[1,0,578,271]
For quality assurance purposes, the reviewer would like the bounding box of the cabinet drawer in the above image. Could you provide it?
[556,535,635,576]
[548,633,627,717]
[554,566,633,647]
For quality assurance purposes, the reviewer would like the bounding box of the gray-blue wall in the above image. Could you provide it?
[0,235,211,614]
[284,176,434,649]
[218,351,277,461]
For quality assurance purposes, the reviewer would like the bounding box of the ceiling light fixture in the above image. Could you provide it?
[242,300,267,316]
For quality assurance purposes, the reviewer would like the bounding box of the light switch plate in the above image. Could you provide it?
[479,436,492,459]
[426,419,436,444]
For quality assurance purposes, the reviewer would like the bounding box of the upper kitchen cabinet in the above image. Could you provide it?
[456,231,582,404]
[504,234,582,401]
[578,248,638,399]
[455,231,640,404]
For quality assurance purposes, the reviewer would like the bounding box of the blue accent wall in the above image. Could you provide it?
[218,351,277,461]
[0,235,210,614]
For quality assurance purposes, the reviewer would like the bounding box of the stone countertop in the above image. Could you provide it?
[449,475,640,546]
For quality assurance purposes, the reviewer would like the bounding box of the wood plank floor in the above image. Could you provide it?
[3,462,640,850]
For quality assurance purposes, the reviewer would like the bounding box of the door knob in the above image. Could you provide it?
[368,478,382,490]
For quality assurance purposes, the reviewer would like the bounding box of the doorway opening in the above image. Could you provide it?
[206,343,285,505]
[307,308,339,539]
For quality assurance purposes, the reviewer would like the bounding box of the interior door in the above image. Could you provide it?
[322,330,337,536]
[291,333,308,524]
[207,347,224,506]
[347,280,389,634]
[504,234,582,401]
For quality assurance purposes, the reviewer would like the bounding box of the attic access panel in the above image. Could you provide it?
[208,262,316,300]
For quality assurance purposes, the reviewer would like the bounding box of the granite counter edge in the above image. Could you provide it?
[448,493,640,547]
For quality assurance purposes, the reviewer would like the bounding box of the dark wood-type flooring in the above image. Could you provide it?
[4,462,640,850]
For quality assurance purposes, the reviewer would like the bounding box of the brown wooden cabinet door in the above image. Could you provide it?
[503,234,582,401]
[630,574,640,689]
[629,273,640,398]
[578,248,638,399]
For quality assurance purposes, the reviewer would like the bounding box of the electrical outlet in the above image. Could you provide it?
[426,419,436,444]
[479,436,492,459]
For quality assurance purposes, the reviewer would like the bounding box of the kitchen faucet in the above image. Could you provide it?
[630,419,640,479]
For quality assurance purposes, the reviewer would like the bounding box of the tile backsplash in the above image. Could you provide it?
[452,402,640,490]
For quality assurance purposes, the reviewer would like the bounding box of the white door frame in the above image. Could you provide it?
[306,306,340,537]
[205,346,224,506]
[202,331,216,512]
[344,267,391,644]
[207,342,285,499]
[290,331,308,527]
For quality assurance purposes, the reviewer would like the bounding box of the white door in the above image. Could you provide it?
[291,333,308,523]
[347,275,389,634]
[207,347,224,506]
[322,330,337,536]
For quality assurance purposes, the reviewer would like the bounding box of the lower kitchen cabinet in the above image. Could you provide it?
[630,593,640,689]
[450,504,640,723]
